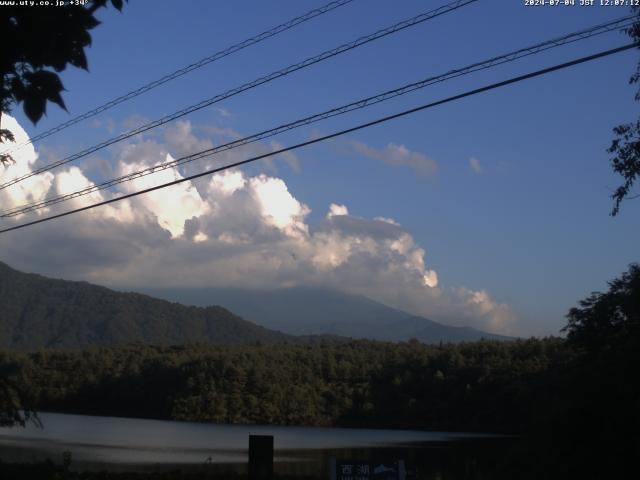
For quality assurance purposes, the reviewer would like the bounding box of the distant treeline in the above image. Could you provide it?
[0,338,568,432]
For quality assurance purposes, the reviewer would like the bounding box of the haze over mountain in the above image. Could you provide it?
[0,262,291,351]
[0,260,510,352]
[139,287,513,343]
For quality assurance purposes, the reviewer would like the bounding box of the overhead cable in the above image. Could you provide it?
[0,42,635,235]
[0,0,356,156]
[1,15,634,218]
[0,0,480,190]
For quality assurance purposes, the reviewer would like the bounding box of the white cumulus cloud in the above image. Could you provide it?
[0,115,516,334]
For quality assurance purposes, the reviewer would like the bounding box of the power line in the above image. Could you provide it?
[1,15,634,218]
[0,42,634,236]
[0,0,356,157]
[0,0,480,191]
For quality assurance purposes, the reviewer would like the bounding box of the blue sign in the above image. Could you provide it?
[330,459,406,480]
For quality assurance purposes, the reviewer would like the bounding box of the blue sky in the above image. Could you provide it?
[1,0,638,336]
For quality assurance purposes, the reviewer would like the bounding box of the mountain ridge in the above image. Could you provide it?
[137,286,513,343]
[0,261,511,351]
[0,261,292,351]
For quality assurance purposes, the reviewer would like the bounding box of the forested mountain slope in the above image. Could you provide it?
[0,262,291,351]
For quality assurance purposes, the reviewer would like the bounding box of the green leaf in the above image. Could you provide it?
[47,89,67,112]
[23,94,46,124]
[69,49,89,71]
[10,77,26,102]
[111,0,124,11]
[0,129,15,144]
[27,70,67,112]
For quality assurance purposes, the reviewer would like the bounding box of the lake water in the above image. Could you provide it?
[0,412,508,477]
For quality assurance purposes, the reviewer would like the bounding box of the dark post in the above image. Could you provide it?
[249,434,273,480]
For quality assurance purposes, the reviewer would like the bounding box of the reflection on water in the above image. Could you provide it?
[0,412,508,477]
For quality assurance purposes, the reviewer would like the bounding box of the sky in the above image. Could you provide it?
[0,0,638,337]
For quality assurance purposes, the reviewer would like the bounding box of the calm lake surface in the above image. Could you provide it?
[0,412,508,477]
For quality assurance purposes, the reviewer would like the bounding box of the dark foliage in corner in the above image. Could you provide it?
[0,0,127,164]
[563,263,640,351]
[551,263,640,477]
[609,7,640,215]
[0,353,38,428]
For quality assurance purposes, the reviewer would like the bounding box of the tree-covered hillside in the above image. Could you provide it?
[0,262,291,351]
[1,338,566,433]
